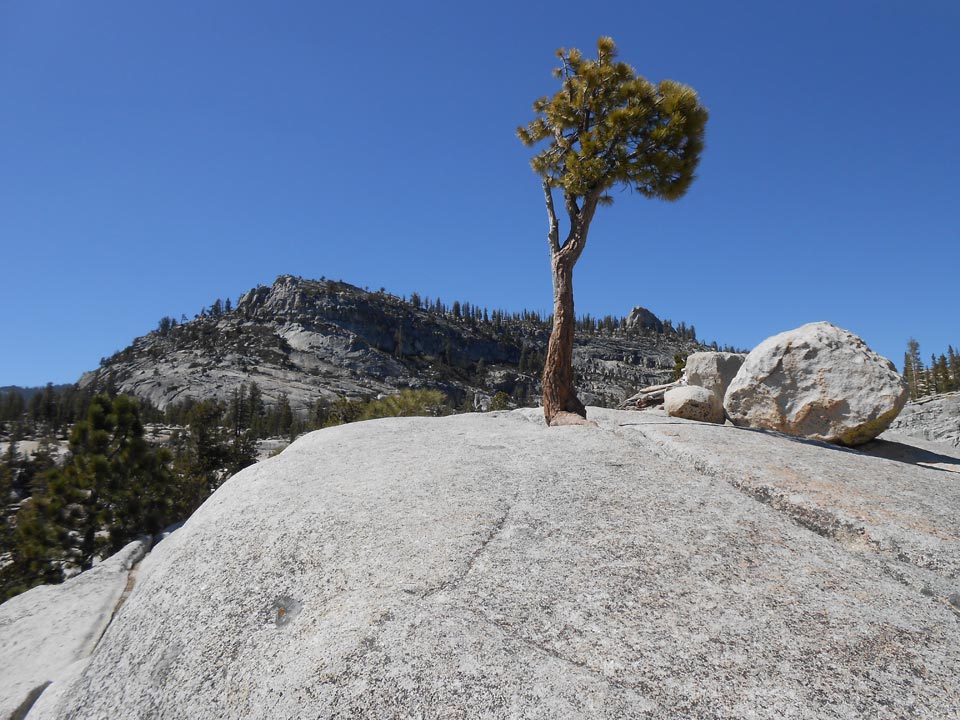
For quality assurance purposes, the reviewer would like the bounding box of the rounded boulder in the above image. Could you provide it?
[724,322,908,446]
[664,385,725,424]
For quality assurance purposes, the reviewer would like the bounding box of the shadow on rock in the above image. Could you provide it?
[857,439,960,474]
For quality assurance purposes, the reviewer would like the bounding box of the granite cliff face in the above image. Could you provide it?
[78,275,704,414]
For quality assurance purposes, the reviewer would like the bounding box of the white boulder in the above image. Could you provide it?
[724,322,908,445]
[684,351,746,400]
[664,385,724,424]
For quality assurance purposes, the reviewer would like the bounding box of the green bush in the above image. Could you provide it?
[320,389,449,428]
[489,392,511,411]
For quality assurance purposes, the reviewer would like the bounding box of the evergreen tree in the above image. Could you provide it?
[949,346,960,392]
[229,385,249,437]
[0,390,25,423]
[276,394,294,440]
[519,38,707,423]
[904,338,924,400]
[179,400,235,495]
[247,383,265,437]
[11,395,178,581]
[933,353,950,394]
[16,436,57,499]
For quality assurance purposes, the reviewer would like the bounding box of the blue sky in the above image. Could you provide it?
[1,1,957,386]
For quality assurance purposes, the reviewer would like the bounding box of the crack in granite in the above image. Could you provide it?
[452,605,642,694]
[420,479,522,599]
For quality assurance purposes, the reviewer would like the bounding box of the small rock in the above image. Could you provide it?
[664,385,724,424]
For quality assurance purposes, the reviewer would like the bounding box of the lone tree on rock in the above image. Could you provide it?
[518,37,708,425]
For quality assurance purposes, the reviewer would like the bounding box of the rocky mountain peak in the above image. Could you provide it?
[626,306,664,332]
[80,275,707,415]
[236,275,324,318]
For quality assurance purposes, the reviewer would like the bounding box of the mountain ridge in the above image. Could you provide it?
[79,275,708,414]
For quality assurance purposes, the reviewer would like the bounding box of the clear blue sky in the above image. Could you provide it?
[1,1,957,386]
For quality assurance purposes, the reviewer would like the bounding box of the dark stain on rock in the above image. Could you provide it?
[271,596,303,628]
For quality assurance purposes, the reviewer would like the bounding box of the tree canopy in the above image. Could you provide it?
[518,36,708,211]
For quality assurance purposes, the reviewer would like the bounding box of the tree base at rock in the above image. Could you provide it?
[548,411,597,427]
[542,254,587,426]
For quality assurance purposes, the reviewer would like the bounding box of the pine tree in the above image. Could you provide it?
[933,354,950,394]
[16,395,177,575]
[0,390,25,423]
[904,338,924,400]
[519,37,707,424]
[247,383,265,437]
[17,437,57,499]
[276,394,294,440]
[180,400,230,495]
[230,385,247,438]
[0,448,13,505]
[176,398,255,503]
[949,346,960,392]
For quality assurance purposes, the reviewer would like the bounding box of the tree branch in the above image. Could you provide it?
[558,189,602,266]
[563,192,580,228]
[580,188,603,226]
[542,180,560,255]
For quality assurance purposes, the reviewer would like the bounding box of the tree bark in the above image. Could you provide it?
[543,255,586,424]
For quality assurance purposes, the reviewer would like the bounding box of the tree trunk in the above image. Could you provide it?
[538,182,599,426]
[542,254,586,424]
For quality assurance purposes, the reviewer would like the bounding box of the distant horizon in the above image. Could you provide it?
[2,2,956,386]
